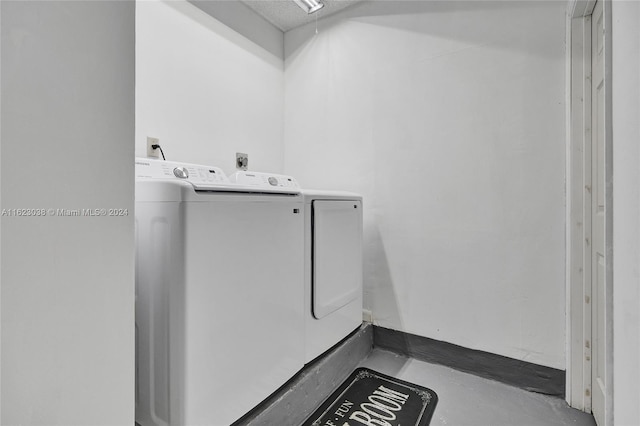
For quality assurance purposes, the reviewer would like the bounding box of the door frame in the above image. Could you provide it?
[565,1,613,424]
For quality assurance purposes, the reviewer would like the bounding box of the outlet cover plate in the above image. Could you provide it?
[236,152,248,170]
[147,137,160,158]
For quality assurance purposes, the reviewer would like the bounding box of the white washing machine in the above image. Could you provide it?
[230,172,363,364]
[135,158,304,426]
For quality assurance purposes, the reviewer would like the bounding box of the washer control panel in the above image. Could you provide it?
[229,171,301,190]
[135,158,229,188]
[136,158,301,194]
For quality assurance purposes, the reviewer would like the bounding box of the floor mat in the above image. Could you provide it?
[302,367,438,426]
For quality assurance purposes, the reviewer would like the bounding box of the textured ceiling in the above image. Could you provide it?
[241,0,363,32]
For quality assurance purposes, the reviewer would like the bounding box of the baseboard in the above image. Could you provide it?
[373,326,565,397]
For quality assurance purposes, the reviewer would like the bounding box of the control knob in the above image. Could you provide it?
[173,167,189,179]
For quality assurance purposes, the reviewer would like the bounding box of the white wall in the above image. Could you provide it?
[189,0,284,59]
[1,1,134,424]
[612,1,640,424]
[136,1,285,176]
[284,0,567,368]
[0,2,3,421]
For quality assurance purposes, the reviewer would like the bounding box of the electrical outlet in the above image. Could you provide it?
[147,137,160,158]
[236,152,248,170]
[362,309,373,323]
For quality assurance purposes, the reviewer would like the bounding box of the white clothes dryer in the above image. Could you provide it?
[301,189,363,363]
[135,158,304,426]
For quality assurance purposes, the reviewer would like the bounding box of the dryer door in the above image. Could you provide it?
[313,200,363,319]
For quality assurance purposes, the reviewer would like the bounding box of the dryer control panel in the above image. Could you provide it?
[228,171,301,190]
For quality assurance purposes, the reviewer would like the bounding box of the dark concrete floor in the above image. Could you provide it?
[358,348,597,426]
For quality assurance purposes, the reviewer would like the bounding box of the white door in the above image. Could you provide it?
[590,1,607,424]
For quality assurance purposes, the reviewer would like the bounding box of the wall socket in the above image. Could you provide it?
[236,152,248,170]
[362,309,373,324]
[147,137,160,158]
